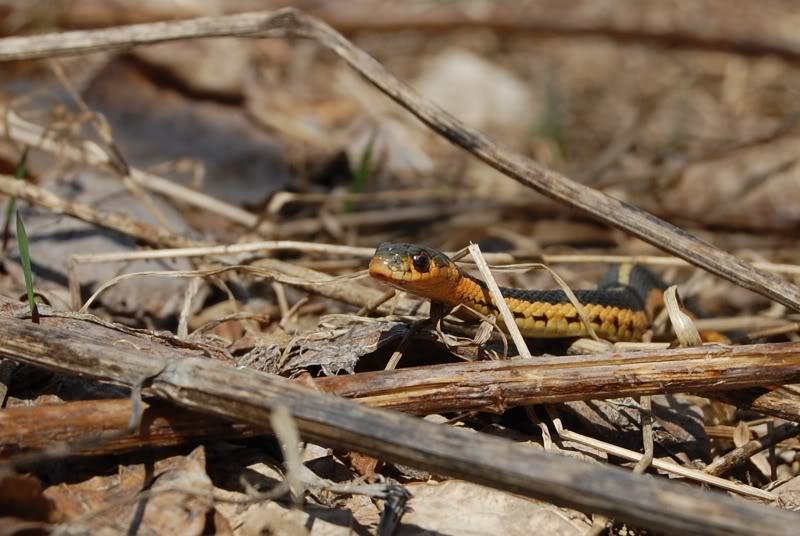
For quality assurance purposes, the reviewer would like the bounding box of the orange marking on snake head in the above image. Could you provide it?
[369,243,463,306]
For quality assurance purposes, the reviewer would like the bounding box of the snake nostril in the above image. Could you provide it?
[388,254,404,272]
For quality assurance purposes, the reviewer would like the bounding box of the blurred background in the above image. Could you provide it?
[2,0,800,322]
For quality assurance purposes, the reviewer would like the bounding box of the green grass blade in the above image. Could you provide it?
[15,211,39,323]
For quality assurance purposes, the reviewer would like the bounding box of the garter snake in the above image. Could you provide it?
[368,243,666,342]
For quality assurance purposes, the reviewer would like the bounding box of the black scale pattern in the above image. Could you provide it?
[465,265,666,311]
[499,287,644,311]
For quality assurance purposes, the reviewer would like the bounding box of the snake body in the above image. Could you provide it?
[368,243,663,342]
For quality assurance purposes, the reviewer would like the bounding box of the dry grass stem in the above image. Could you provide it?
[748,322,800,339]
[266,188,486,214]
[545,408,774,501]
[559,427,774,501]
[78,265,368,313]
[632,395,654,475]
[269,405,305,506]
[467,243,531,359]
[68,241,515,265]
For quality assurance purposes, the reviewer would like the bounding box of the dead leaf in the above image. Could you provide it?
[282,321,410,376]
[46,447,216,534]
[0,473,56,523]
[45,476,121,530]
[133,446,214,535]
[237,344,281,374]
[341,451,381,479]
[399,481,590,536]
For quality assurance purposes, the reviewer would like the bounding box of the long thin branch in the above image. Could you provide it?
[0,395,773,501]
[0,9,798,311]
[3,385,800,464]
[314,341,800,414]
[5,296,800,417]
[0,317,797,535]
[4,334,800,460]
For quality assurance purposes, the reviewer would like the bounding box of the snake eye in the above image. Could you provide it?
[412,252,431,273]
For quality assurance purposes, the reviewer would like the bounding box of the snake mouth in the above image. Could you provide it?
[368,257,412,294]
[368,257,394,282]
[368,249,407,282]
[369,259,412,294]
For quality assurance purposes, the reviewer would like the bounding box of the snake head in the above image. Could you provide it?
[368,243,463,305]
